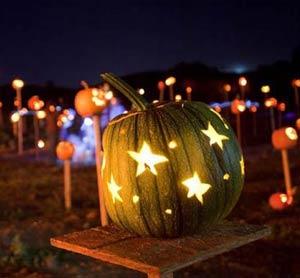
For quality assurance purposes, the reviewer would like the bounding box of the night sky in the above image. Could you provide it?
[1,0,300,86]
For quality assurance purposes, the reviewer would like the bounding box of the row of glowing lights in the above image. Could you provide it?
[136,77,300,99]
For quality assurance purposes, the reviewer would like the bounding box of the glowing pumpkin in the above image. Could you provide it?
[74,88,107,117]
[268,193,292,210]
[56,141,75,160]
[101,73,244,238]
[272,127,298,150]
[28,95,44,111]
[231,99,245,114]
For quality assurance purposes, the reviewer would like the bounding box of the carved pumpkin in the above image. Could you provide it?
[101,73,244,238]
[56,141,75,160]
[272,127,298,150]
[231,99,245,114]
[28,95,44,111]
[74,88,107,117]
[269,193,292,210]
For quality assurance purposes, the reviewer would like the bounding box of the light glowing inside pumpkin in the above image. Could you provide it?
[182,172,211,204]
[128,142,169,176]
[201,122,229,150]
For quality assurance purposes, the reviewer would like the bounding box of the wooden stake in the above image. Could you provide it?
[252,112,257,137]
[64,159,72,210]
[294,87,299,115]
[16,88,23,155]
[281,149,293,197]
[159,89,164,102]
[33,114,40,158]
[169,85,174,101]
[93,115,108,226]
[269,108,275,131]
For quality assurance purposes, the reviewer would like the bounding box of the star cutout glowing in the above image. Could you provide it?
[210,108,229,129]
[108,175,123,203]
[128,142,168,176]
[182,172,211,204]
[240,157,245,176]
[223,173,230,180]
[132,195,140,204]
[201,122,229,150]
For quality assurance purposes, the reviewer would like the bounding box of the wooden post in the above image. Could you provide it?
[93,115,108,226]
[236,113,241,145]
[33,114,40,158]
[294,87,299,115]
[16,88,23,155]
[281,149,293,196]
[169,85,174,101]
[64,159,72,210]
[159,88,164,102]
[270,108,276,131]
[0,106,3,128]
[187,92,192,101]
[252,112,257,137]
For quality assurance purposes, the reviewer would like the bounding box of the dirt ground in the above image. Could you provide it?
[0,144,300,277]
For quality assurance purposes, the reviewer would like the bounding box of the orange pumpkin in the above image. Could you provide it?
[264,97,277,108]
[295,118,300,130]
[56,141,75,160]
[272,127,298,150]
[269,193,292,210]
[231,99,245,114]
[28,95,44,111]
[74,88,107,117]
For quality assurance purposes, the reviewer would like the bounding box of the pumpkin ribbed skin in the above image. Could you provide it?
[102,101,244,238]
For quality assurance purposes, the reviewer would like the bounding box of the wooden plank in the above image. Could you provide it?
[51,222,271,276]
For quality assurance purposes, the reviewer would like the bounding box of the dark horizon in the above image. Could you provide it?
[1,0,300,86]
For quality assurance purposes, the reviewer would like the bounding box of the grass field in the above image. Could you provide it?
[0,145,300,277]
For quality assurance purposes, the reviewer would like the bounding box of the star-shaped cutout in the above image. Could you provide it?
[201,122,229,150]
[108,175,123,203]
[182,172,211,204]
[128,142,168,176]
[240,157,245,176]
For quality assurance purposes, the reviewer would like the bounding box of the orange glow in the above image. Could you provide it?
[49,105,55,112]
[277,102,286,112]
[237,103,246,112]
[264,97,277,108]
[261,85,270,94]
[175,94,182,101]
[292,79,300,88]
[158,81,165,90]
[214,105,222,113]
[223,84,231,93]
[0,102,3,108]
[249,105,257,113]
[296,118,300,130]
[165,76,176,86]
[186,86,192,94]
[12,79,24,89]
[238,76,247,87]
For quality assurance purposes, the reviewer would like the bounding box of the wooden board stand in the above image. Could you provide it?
[51,222,270,277]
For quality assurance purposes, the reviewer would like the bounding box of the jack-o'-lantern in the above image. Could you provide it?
[101,73,244,238]
[56,141,75,160]
[28,95,44,111]
[269,193,292,210]
[231,99,246,114]
[264,97,277,108]
[272,127,298,150]
[74,88,107,117]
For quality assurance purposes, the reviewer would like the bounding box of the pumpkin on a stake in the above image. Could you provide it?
[101,73,244,238]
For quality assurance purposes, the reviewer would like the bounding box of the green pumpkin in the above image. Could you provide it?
[101,73,244,238]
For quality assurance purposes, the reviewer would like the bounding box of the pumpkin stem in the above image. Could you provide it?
[101,73,149,111]
[80,80,89,89]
